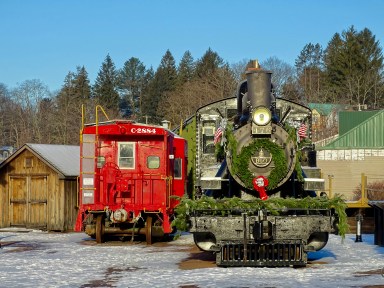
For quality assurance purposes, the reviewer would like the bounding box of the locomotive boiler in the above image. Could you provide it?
[74,112,188,244]
[189,60,340,267]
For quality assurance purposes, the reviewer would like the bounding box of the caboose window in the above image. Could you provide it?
[118,142,135,169]
[174,158,182,179]
[147,156,160,169]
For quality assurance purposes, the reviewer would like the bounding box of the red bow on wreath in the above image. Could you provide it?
[252,176,269,200]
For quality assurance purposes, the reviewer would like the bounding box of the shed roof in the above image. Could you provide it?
[0,143,80,177]
[319,110,384,150]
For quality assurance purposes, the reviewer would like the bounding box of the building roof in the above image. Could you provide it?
[308,103,346,116]
[319,110,384,150]
[0,143,80,177]
[339,110,380,136]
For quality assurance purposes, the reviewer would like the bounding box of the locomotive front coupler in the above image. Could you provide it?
[252,209,274,241]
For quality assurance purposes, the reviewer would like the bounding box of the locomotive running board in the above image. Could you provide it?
[216,240,307,267]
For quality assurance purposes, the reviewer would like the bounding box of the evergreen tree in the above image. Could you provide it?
[324,26,384,107]
[157,49,178,91]
[93,54,120,116]
[72,66,92,124]
[143,50,177,123]
[193,48,235,102]
[295,43,324,103]
[323,33,344,100]
[195,48,224,79]
[177,50,195,85]
[54,72,80,144]
[140,67,155,123]
[118,57,146,118]
[73,66,91,102]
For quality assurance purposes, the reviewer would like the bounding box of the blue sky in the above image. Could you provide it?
[1,0,383,91]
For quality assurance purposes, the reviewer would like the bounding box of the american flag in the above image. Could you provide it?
[213,126,223,145]
[298,123,307,139]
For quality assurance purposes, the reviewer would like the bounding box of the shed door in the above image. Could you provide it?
[29,176,47,227]
[9,176,47,228]
[9,177,28,226]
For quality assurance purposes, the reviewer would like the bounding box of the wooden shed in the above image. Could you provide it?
[0,143,79,231]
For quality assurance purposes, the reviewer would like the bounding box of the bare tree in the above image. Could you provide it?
[9,80,51,147]
[158,78,226,127]
[230,59,249,82]
[0,84,11,145]
[261,57,296,98]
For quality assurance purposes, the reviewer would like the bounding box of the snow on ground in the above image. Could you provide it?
[0,229,384,288]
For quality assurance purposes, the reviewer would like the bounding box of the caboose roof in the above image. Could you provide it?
[0,143,80,177]
[84,119,136,127]
[83,119,183,138]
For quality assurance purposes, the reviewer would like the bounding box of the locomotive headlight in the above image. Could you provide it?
[252,106,271,126]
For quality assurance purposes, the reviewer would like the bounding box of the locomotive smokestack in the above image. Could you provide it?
[246,60,272,110]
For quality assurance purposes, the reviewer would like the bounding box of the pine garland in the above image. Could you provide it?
[172,195,348,239]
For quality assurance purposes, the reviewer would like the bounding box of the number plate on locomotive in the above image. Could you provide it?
[252,125,272,134]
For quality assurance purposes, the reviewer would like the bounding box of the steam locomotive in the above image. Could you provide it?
[74,115,188,244]
[190,61,338,267]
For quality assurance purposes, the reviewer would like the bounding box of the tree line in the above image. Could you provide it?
[0,26,383,148]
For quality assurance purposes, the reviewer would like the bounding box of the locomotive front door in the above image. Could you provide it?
[9,175,47,228]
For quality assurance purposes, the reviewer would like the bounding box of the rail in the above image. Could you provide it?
[324,173,384,208]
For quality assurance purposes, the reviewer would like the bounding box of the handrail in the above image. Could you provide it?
[95,105,110,137]
[80,104,110,136]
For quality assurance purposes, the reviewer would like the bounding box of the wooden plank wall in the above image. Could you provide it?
[64,179,79,231]
[318,156,384,200]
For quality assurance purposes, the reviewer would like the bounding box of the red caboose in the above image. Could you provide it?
[74,119,187,244]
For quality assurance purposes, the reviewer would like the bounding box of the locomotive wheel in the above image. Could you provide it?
[95,214,105,244]
[145,216,152,245]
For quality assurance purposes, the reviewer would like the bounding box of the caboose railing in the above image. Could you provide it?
[80,105,110,205]
[80,104,110,134]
